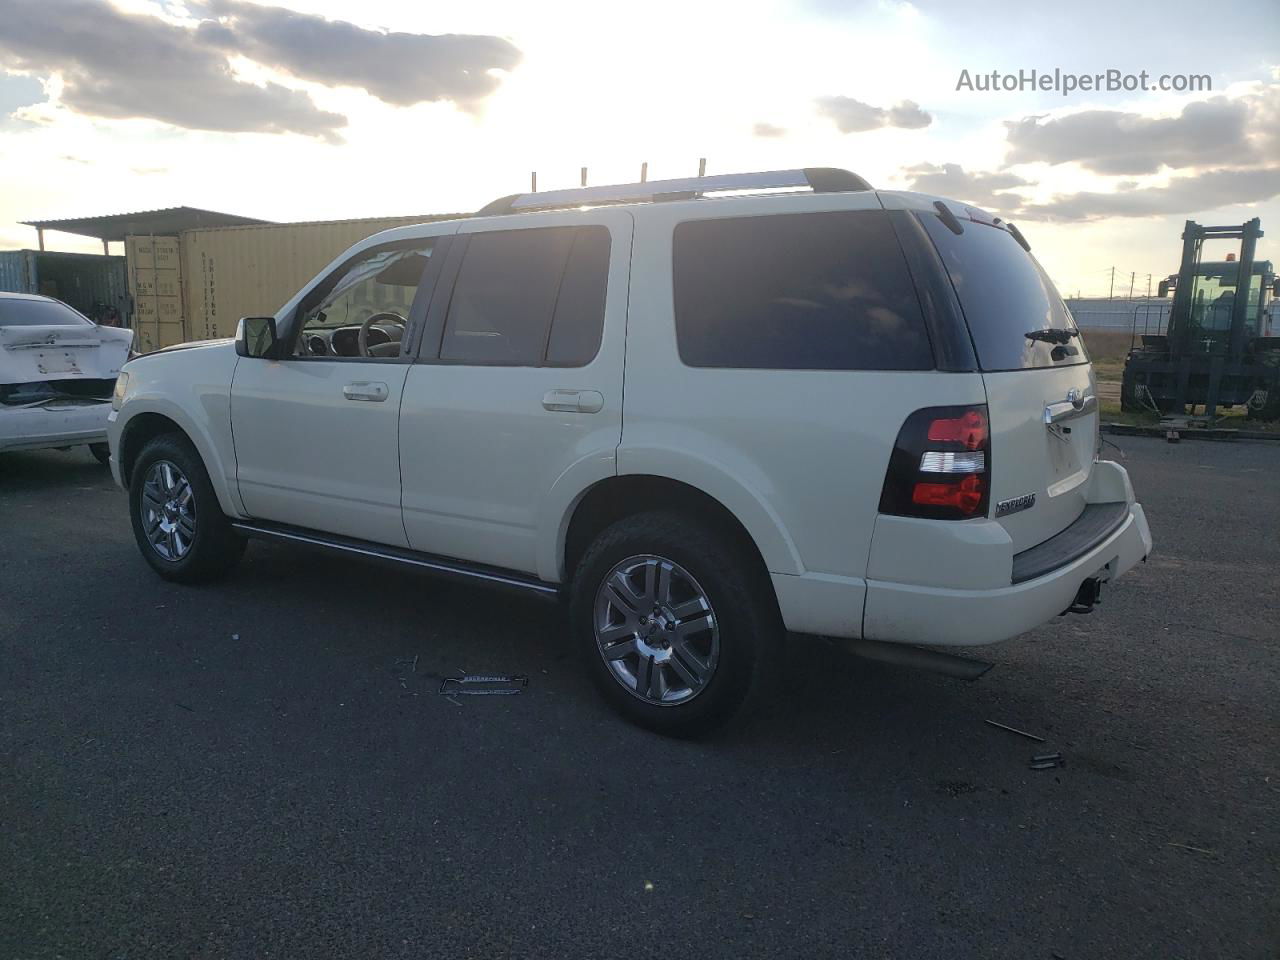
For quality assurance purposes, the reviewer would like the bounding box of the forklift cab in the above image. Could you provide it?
[1157,258,1277,347]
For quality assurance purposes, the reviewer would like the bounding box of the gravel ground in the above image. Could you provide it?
[1,437,1277,959]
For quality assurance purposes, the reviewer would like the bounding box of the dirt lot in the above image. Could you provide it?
[2,439,1278,959]
[1080,329,1135,383]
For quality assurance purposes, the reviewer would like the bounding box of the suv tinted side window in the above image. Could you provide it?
[673,211,933,370]
[439,225,611,366]
[546,227,611,366]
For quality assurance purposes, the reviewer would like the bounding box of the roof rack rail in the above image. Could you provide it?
[475,167,873,216]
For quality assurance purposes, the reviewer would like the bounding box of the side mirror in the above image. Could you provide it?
[236,316,281,359]
[1272,279,1280,297]
[1157,280,1170,298]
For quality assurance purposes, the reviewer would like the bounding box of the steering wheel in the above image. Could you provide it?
[357,311,407,357]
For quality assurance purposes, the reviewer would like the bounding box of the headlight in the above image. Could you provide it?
[111,371,130,411]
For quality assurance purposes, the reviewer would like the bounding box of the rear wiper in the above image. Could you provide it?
[1025,328,1079,345]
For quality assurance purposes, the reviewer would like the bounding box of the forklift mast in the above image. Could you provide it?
[1165,218,1263,361]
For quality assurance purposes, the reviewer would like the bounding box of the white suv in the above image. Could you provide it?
[108,168,1152,736]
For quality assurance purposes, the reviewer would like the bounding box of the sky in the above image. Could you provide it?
[0,0,1277,297]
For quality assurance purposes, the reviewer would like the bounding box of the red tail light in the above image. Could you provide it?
[880,405,991,521]
[926,409,988,450]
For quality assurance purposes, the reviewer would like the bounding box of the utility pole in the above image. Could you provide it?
[1108,266,1115,300]
[640,162,648,183]
[1145,274,1151,298]
[698,157,707,177]
[1128,271,1135,300]
[531,171,537,192]
[580,167,588,186]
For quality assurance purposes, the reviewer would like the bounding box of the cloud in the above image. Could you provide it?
[0,0,346,140]
[1018,167,1280,222]
[0,0,523,139]
[196,0,522,112]
[901,162,1031,210]
[887,100,931,129]
[752,122,787,138]
[1004,84,1280,175]
[816,95,932,132]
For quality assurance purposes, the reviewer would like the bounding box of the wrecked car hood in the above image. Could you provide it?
[0,324,133,385]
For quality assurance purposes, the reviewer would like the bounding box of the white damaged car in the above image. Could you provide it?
[0,292,133,464]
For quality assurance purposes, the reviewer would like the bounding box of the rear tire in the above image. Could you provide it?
[89,442,111,466]
[129,433,245,583]
[569,511,781,737]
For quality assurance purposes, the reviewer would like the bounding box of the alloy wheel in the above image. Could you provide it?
[593,554,720,705]
[140,460,197,561]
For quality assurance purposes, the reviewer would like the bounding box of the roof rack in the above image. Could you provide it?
[475,167,873,216]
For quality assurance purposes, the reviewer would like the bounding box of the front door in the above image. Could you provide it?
[230,237,443,547]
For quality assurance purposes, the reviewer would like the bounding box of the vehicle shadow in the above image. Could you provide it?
[0,448,115,492]
[213,537,1025,778]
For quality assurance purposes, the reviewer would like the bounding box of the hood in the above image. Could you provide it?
[129,337,235,363]
[0,324,133,385]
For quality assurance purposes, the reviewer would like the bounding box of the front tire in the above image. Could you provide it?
[129,433,245,583]
[569,511,781,737]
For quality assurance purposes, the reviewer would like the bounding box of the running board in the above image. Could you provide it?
[229,521,561,599]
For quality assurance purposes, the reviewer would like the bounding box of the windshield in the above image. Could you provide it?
[0,297,93,328]
[1189,266,1264,337]
[919,213,1086,371]
[302,247,431,333]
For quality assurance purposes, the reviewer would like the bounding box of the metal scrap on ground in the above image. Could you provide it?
[1030,753,1065,770]
[984,719,1047,743]
[439,674,529,696]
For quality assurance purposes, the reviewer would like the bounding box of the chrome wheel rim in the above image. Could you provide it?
[594,555,719,706]
[141,460,196,561]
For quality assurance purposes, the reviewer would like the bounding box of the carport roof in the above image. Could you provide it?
[21,206,272,242]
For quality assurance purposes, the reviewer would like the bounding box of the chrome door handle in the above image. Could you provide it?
[343,381,389,402]
[542,389,604,413]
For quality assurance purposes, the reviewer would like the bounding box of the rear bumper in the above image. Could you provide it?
[0,401,110,453]
[771,460,1152,647]
[861,500,1150,646]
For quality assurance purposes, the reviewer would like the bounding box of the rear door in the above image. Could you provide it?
[918,207,1098,552]
[398,210,630,577]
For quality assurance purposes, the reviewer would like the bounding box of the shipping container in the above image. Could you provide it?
[0,250,129,323]
[180,214,459,341]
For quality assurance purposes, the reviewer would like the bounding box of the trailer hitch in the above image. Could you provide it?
[1062,577,1103,616]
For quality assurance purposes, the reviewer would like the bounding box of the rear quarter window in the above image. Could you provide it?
[918,213,1086,371]
[672,211,934,370]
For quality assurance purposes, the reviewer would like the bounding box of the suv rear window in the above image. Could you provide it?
[918,213,1086,371]
[672,211,933,370]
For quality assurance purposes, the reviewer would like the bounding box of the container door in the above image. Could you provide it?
[126,235,185,351]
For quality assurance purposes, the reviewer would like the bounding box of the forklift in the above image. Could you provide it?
[1121,217,1280,421]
